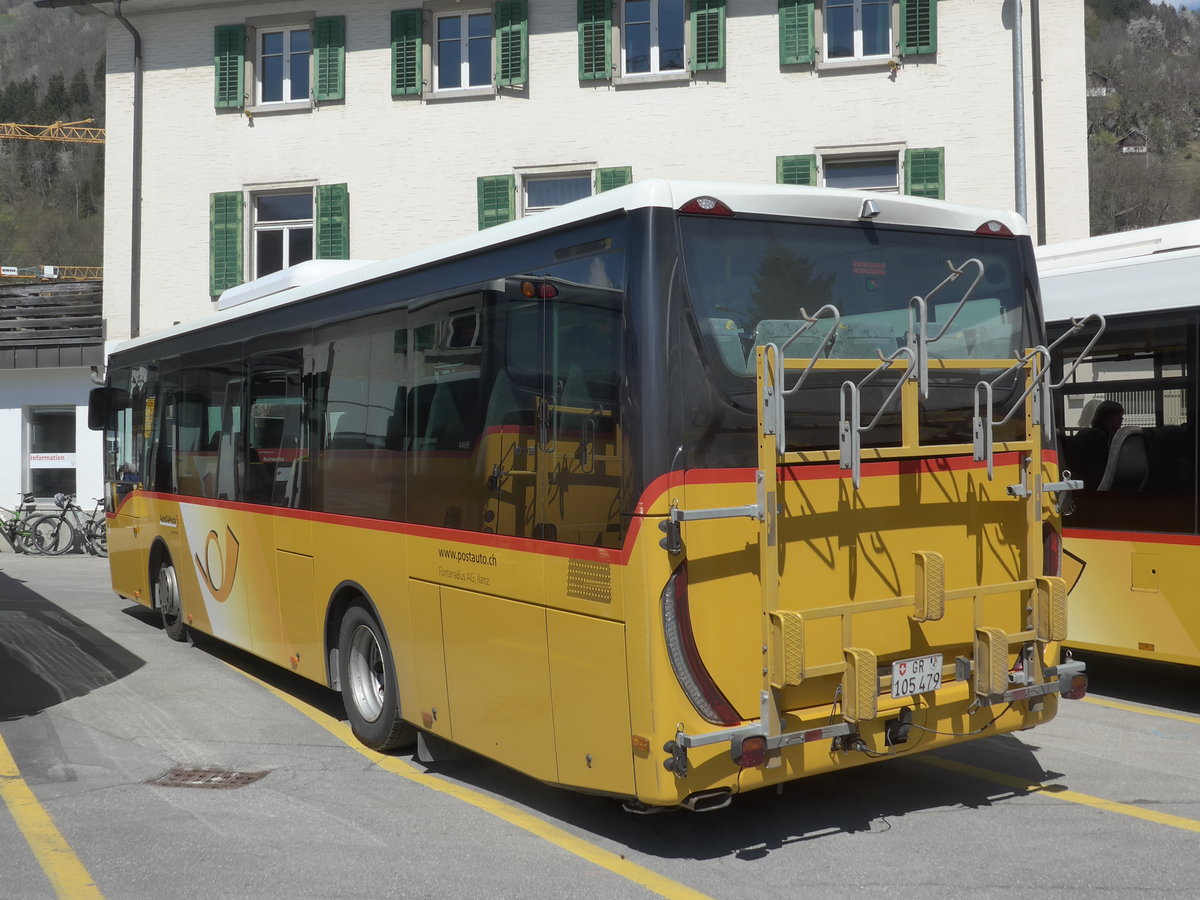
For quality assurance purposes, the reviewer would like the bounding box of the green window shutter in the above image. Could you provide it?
[477,175,516,230]
[391,9,423,96]
[899,0,937,55]
[776,154,816,186]
[778,0,815,65]
[690,0,725,72]
[316,183,350,259]
[496,0,528,87]
[210,191,244,296]
[904,148,944,199]
[578,0,612,81]
[595,167,632,193]
[313,16,346,101]
[214,24,245,109]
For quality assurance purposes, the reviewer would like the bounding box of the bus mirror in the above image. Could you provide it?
[87,387,109,431]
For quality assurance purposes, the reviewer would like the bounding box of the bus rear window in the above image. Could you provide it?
[679,217,1031,380]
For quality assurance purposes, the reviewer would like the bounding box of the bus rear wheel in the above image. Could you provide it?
[337,604,415,751]
[156,560,187,642]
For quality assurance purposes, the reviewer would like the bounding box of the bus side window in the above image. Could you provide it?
[246,350,306,508]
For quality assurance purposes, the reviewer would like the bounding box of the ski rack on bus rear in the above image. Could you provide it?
[660,261,1097,777]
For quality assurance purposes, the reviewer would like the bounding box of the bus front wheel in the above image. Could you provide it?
[156,561,187,642]
[337,604,416,751]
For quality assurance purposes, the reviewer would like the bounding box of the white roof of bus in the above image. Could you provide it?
[1037,220,1200,322]
[111,178,1029,357]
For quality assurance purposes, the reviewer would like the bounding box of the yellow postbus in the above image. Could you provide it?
[90,180,1085,811]
[1041,222,1200,667]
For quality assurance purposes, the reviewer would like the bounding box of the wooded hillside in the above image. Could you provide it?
[0,0,104,272]
[1086,0,1200,234]
[0,0,1191,265]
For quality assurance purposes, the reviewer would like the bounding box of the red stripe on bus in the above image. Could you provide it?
[1063,528,1200,547]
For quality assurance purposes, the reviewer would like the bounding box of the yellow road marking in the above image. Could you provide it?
[1081,696,1200,726]
[919,755,1200,834]
[234,667,712,900]
[0,736,104,899]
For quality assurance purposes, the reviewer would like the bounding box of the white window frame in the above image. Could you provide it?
[251,189,315,279]
[821,0,895,67]
[817,143,904,193]
[256,24,312,106]
[619,0,687,79]
[433,9,493,93]
[520,171,596,217]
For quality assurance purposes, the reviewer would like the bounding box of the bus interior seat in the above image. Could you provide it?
[1077,398,1103,433]
[704,317,749,375]
[423,380,470,450]
[1097,425,1149,492]
[559,364,594,412]
[484,369,523,427]
[1147,423,1191,491]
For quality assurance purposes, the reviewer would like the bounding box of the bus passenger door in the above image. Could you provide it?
[174,358,251,652]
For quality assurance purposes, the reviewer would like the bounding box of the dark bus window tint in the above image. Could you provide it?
[365,313,408,521]
[409,292,486,530]
[176,363,237,500]
[313,323,374,517]
[541,255,625,547]
[490,251,626,547]
[246,350,306,508]
[313,311,408,521]
[1053,310,1198,534]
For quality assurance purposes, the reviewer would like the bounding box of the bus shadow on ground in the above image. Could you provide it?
[189,628,1064,861]
[1070,651,1200,715]
[0,569,145,721]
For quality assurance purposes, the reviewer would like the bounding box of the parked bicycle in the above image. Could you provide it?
[0,492,39,553]
[26,494,108,557]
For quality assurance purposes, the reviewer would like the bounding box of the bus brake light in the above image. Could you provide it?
[976,220,1014,237]
[679,196,735,217]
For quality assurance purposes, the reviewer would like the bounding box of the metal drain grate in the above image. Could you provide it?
[146,767,269,789]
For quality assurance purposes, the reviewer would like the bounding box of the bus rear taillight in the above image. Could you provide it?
[661,562,741,725]
[1043,524,1062,577]
[678,196,735,216]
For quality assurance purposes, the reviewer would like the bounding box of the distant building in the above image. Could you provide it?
[0,282,103,508]
[43,0,1089,344]
[1117,129,1149,154]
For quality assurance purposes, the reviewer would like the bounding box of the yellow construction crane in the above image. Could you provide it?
[0,119,105,279]
[0,118,105,144]
[0,264,102,281]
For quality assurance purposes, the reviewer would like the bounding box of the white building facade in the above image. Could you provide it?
[65,0,1088,341]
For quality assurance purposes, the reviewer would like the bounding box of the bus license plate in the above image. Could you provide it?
[891,654,943,699]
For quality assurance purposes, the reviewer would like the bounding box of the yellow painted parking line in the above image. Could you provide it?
[0,736,104,899]
[919,755,1200,834]
[1081,696,1200,726]
[234,667,711,900]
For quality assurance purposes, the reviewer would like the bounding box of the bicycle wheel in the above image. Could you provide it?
[28,515,76,555]
[88,518,108,557]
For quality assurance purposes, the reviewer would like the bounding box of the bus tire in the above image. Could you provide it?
[156,559,188,642]
[337,603,415,751]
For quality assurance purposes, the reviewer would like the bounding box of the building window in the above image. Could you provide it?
[478,167,632,229]
[823,157,899,192]
[258,26,311,104]
[435,11,493,90]
[825,0,891,61]
[523,175,593,215]
[254,192,314,278]
[776,148,942,198]
[621,0,685,75]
